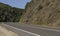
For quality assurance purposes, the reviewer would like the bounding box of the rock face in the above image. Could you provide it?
[0,25,19,36]
[20,0,60,27]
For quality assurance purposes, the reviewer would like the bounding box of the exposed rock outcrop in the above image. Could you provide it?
[20,0,60,27]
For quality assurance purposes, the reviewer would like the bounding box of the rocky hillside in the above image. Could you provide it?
[20,0,60,27]
[0,2,24,22]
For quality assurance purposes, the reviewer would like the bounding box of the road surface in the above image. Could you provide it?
[1,22,60,36]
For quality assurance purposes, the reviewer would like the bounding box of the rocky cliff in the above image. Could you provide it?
[20,0,60,27]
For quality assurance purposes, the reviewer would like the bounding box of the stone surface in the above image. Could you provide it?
[20,0,60,27]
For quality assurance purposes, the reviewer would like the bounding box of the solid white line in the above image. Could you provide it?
[2,23,40,36]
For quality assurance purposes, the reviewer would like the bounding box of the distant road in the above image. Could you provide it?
[1,22,60,36]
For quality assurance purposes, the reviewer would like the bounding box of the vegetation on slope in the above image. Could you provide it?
[0,2,24,22]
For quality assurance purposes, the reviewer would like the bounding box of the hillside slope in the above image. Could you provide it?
[20,0,60,27]
[0,2,24,22]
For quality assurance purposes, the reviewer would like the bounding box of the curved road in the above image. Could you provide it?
[1,22,60,36]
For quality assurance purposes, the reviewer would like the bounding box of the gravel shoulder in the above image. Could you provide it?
[0,24,19,36]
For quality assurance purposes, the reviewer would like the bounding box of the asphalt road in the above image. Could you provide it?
[1,22,60,36]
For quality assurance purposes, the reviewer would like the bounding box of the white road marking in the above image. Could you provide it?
[2,23,40,36]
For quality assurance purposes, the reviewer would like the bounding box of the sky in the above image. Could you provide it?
[0,0,31,9]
